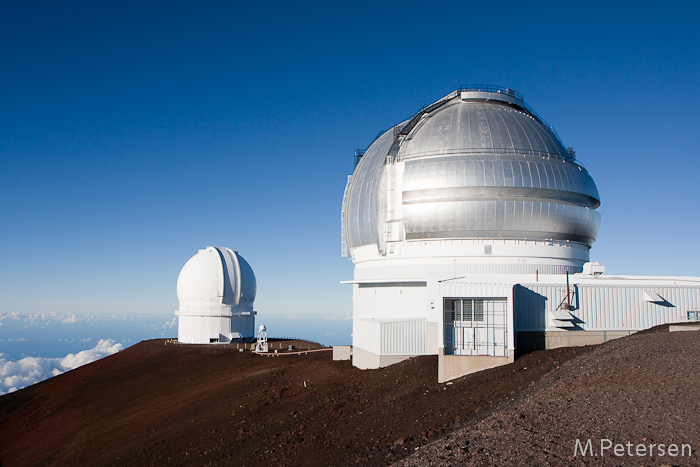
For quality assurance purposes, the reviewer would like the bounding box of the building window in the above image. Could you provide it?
[688,311,700,321]
[451,298,484,322]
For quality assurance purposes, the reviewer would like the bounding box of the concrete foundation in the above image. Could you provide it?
[669,323,700,332]
[352,346,412,369]
[437,349,514,383]
[332,346,352,361]
[517,330,635,353]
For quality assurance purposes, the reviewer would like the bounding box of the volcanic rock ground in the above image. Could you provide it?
[1,327,699,466]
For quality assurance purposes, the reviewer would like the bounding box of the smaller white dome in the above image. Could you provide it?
[176,246,256,316]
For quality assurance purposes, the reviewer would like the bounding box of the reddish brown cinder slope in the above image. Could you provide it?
[3,329,697,467]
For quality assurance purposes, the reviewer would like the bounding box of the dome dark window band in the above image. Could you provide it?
[402,186,600,209]
[404,229,595,245]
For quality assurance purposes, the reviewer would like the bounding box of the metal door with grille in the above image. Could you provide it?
[444,298,507,356]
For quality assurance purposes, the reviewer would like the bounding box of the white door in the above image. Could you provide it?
[475,327,489,355]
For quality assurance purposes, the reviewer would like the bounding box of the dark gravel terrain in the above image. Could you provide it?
[1,328,698,466]
[397,327,700,466]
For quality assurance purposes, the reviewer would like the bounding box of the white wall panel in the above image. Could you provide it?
[353,283,427,320]
[353,318,382,355]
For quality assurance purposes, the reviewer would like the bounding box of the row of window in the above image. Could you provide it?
[445,298,485,322]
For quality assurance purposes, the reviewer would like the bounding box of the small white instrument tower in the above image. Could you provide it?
[255,324,268,353]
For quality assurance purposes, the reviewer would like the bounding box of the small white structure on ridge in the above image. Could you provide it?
[255,324,268,353]
[176,246,256,344]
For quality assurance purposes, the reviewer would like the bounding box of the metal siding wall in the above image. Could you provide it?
[580,286,647,330]
[440,283,510,299]
[381,319,426,355]
[516,284,700,331]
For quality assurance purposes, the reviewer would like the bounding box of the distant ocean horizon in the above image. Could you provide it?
[0,311,351,394]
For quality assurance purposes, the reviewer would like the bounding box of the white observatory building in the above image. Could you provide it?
[176,246,256,344]
[342,86,700,381]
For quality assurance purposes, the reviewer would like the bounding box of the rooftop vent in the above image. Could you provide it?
[582,262,605,276]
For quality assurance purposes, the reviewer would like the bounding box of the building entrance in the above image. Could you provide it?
[444,298,508,357]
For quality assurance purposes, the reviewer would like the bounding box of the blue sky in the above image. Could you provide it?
[1,1,699,318]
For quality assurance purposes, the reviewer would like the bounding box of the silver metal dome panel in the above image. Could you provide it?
[343,88,601,254]
[402,156,600,208]
[403,200,600,245]
[344,123,402,251]
[399,101,567,160]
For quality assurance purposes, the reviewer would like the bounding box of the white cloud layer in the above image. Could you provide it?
[0,311,173,326]
[0,339,123,395]
[153,317,177,333]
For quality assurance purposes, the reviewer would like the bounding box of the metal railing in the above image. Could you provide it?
[458,84,523,101]
[353,148,365,168]
[399,90,460,136]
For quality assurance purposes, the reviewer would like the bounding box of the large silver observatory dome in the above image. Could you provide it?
[344,86,601,256]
